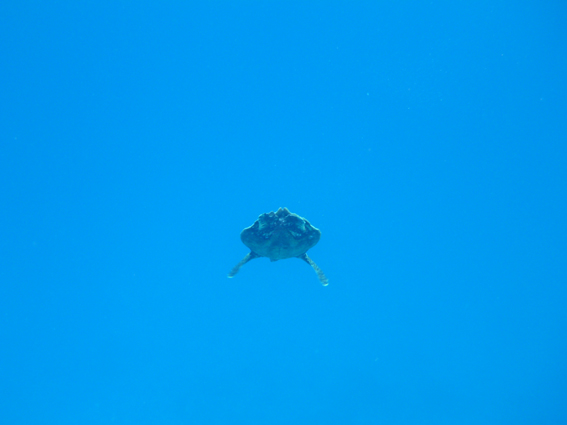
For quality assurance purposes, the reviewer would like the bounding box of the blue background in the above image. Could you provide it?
[1,1,566,424]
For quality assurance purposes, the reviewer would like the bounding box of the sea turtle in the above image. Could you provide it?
[228,207,329,286]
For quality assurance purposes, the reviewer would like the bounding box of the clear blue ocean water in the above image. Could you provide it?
[1,2,566,424]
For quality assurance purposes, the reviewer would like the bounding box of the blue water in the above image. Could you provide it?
[1,2,566,424]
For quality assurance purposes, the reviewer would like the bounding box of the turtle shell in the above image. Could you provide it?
[228,207,328,286]
[241,207,321,261]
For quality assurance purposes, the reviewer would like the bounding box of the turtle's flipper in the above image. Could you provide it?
[299,253,329,286]
[228,251,259,278]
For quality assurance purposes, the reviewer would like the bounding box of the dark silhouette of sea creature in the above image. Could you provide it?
[228,207,328,286]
